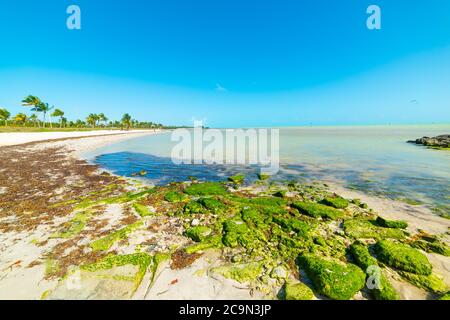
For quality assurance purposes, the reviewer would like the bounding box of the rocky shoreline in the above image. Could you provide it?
[0,138,449,300]
[407,135,450,149]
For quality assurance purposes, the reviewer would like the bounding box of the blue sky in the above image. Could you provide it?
[0,0,449,127]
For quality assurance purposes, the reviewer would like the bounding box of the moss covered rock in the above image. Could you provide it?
[321,197,349,209]
[272,216,310,237]
[164,191,186,202]
[292,201,343,220]
[186,226,212,242]
[410,239,450,257]
[349,242,399,300]
[375,240,432,275]
[184,182,227,196]
[211,262,263,283]
[284,282,314,300]
[398,271,447,293]
[198,197,225,213]
[343,219,406,240]
[298,254,366,300]
[184,201,205,214]
[376,216,408,229]
[228,175,245,184]
[222,219,250,248]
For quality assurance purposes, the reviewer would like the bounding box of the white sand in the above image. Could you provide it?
[0,129,161,147]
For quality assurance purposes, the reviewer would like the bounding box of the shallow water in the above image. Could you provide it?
[85,125,450,215]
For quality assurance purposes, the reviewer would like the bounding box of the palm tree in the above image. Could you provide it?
[22,95,42,127]
[86,114,99,128]
[0,108,11,126]
[121,113,132,130]
[98,113,108,127]
[29,114,38,127]
[39,103,53,128]
[61,117,68,128]
[14,113,28,126]
[51,109,65,128]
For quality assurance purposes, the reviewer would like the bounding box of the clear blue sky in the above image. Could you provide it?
[0,0,449,127]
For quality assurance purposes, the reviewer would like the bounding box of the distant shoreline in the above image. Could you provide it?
[0,129,164,147]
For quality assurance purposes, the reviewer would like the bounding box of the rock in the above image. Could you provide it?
[270,266,288,279]
[407,135,450,148]
[191,219,200,226]
[298,254,366,300]
[375,240,432,275]
[284,282,314,300]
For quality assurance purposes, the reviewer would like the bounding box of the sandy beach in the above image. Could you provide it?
[0,131,448,300]
[0,129,162,147]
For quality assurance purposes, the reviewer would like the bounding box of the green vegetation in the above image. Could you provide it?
[320,197,349,209]
[376,216,408,229]
[133,203,153,217]
[184,182,228,196]
[81,253,152,290]
[343,219,406,240]
[186,226,212,242]
[198,197,225,213]
[184,201,206,214]
[50,211,93,239]
[410,239,450,257]
[211,262,263,283]
[35,177,448,300]
[298,254,366,300]
[375,240,432,275]
[228,175,245,184]
[349,242,399,300]
[0,95,172,131]
[398,271,447,293]
[164,191,187,202]
[283,282,314,300]
[222,219,251,248]
[292,201,343,220]
[91,221,143,252]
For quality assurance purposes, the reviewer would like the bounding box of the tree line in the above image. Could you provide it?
[0,95,168,130]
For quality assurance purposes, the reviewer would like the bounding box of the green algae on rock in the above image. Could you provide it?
[298,254,366,300]
[398,271,447,293]
[228,175,245,184]
[343,219,406,240]
[133,203,153,217]
[186,226,212,242]
[50,210,93,239]
[164,191,187,202]
[410,239,450,257]
[81,252,152,290]
[320,197,349,209]
[283,282,314,300]
[211,262,263,284]
[375,240,432,275]
[349,242,399,300]
[184,182,228,196]
[184,200,206,214]
[90,221,143,252]
[198,197,225,213]
[376,216,408,229]
[292,201,343,220]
